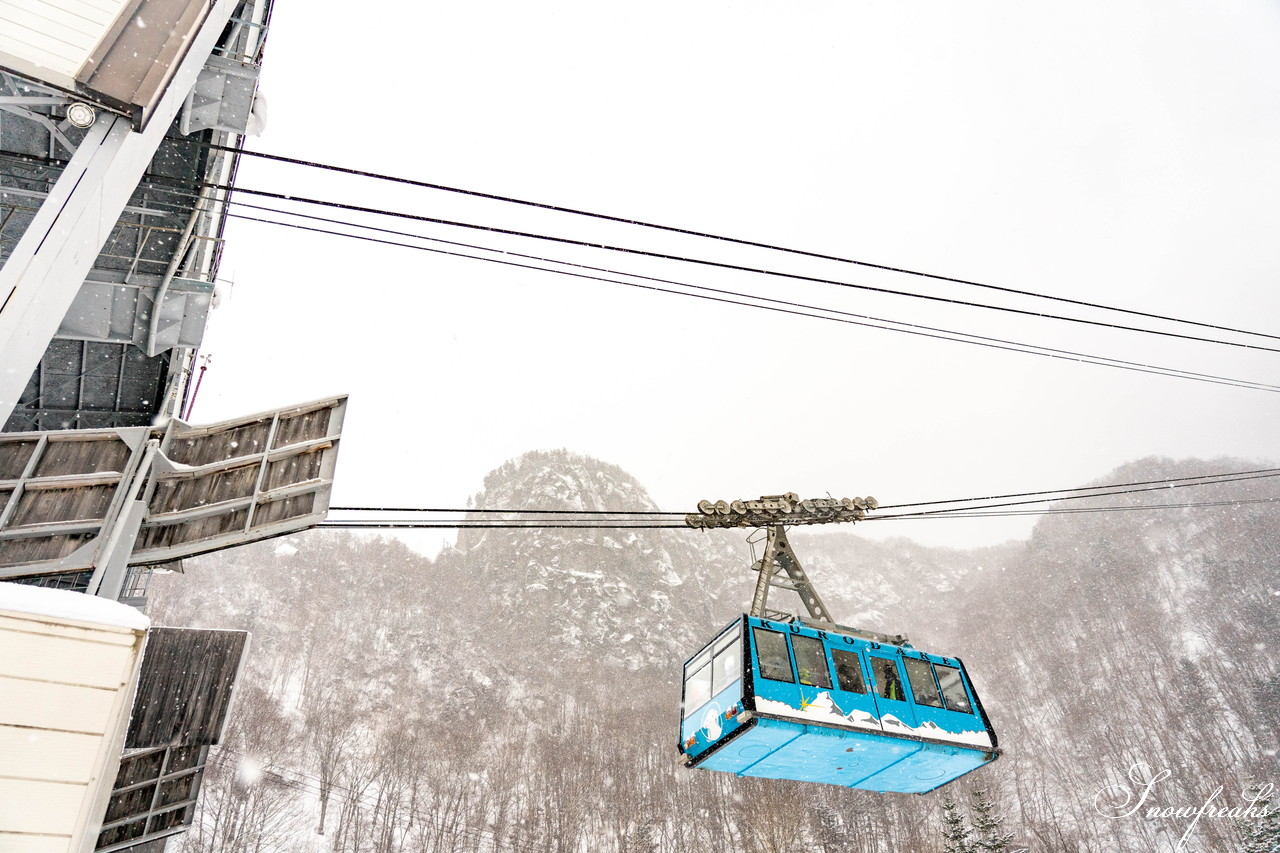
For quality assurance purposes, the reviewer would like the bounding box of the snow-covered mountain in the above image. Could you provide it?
[151,451,1280,853]
[444,449,744,672]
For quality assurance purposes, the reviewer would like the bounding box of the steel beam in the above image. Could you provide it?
[0,0,239,427]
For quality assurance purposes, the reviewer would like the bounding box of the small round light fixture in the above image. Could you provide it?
[66,102,96,128]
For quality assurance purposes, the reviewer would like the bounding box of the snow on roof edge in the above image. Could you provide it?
[0,582,150,632]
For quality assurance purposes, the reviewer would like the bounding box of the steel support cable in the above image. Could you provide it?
[10,143,1280,350]
[325,468,1280,526]
[201,143,1280,346]
[325,517,696,525]
[15,149,1259,391]
[875,465,1280,510]
[214,206,1280,393]
[213,197,1280,391]
[873,495,1280,520]
[208,181,1280,357]
[867,469,1280,521]
[320,494,1280,530]
[330,505,687,515]
[6,146,1269,376]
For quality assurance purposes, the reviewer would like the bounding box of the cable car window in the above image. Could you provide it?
[792,635,833,689]
[683,652,713,718]
[752,627,795,683]
[712,631,742,694]
[713,628,738,664]
[904,658,943,708]
[830,648,866,693]
[872,658,905,701]
[935,663,973,714]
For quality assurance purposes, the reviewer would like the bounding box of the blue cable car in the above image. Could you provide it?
[679,500,999,794]
[678,614,999,793]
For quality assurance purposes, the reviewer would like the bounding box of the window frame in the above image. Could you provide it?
[933,661,975,714]
[791,634,833,689]
[710,626,742,696]
[903,657,944,708]
[830,647,867,694]
[870,655,906,702]
[682,648,714,719]
[752,627,796,683]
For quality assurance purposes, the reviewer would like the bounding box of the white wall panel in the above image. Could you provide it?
[0,627,138,688]
[0,725,100,783]
[0,835,71,853]
[0,676,114,733]
[0,778,83,835]
[0,593,146,853]
[0,0,129,86]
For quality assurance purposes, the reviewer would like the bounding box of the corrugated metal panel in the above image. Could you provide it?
[0,440,38,478]
[36,437,131,477]
[0,396,346,577]
[0,429,145,574]
[147,461,257,513]
[164,419,272,467]
[132,395,346,563]
[0,532,97,567]
[96,744,205,851]
[11,483,116,526]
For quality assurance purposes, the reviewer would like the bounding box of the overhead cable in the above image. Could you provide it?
[325,517,696,525]
[330,505,687,515]
[214,205,1280,393]
[872,495,1280,520]
[209,181,1280,357]
[874,465,1280,510]
[204,143,1280,346]
[9,144,1279,354]
[322,494,1280,529]
[7,147,1268,387]
[324,467,1280,528]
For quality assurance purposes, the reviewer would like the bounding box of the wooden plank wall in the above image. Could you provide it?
[125,628,248,748]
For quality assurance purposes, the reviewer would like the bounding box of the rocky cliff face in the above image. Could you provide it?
[440,449,765,689]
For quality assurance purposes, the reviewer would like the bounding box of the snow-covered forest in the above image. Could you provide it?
[149,450,1280,852]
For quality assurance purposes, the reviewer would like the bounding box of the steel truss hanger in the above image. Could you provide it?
[688,492,908,645]
[748,524,833,623]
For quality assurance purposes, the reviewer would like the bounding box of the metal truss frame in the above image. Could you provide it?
[0,395,347,597]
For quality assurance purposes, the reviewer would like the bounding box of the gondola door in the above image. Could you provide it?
[789,633,835,716]
[826,643,880,727]
[867,650,918,729]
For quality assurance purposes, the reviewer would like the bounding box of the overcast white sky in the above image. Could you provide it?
[193,0,1280,550]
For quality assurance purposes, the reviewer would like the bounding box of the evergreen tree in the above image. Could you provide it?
[941,796,974,853]
[968,789,1013,853]
[940,789,1014,853]
[1238,785,1280,853]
